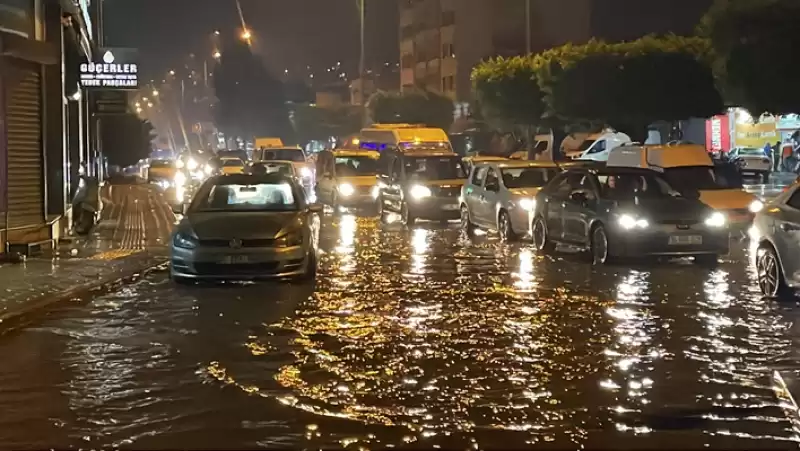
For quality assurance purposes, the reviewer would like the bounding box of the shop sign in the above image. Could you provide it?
[705,115,730,153]
[777,114,800,131]
[79,48,139,89]
[734,120,778,148]
[0,0,34,39]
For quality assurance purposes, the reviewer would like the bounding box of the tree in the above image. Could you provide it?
[472,56,545,135]
[292,104,363,144]
[101,113,155,166]
[212,36,294,143]
[700,0,800,116]
[535,35,723,143]
[366,89,454,130]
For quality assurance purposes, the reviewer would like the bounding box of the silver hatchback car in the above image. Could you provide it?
[752,181,800,298]
[170,173,322,283]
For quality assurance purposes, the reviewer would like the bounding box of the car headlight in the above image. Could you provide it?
[299,167,312,178]
[275,230,303,247]
[371,185,380,199]
[173,232,197,249]
[158,179,171,190]
[174,171,186,187]
[618,214,649,230]
[705,212,727,228]
[175,160,185,169]
[748,200,764,213]
[187,158,198,171]
[339,183,355,196]
[205,164,213,175]
[519,198,536,211]
[409,185,432,199]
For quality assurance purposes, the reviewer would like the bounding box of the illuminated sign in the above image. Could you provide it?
[79,48,139,89]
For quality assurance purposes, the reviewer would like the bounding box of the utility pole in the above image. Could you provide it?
[525,0,531,54]
[358,0,367,125]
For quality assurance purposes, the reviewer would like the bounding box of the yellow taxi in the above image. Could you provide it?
[219,157,245,175]
[147,159,177,185]
[315,149,381,210]
[607,143,763,231]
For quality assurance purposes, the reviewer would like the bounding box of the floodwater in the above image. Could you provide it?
[0,212,799,449]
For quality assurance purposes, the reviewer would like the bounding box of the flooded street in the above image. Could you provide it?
[1,212,800,449]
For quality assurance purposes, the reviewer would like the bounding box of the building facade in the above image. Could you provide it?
[399,0,711,104]
[0,0,95,255]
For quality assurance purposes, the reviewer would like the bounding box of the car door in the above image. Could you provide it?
[480,167,502,229]
[773,188,800,285]
[463,165,488,224]
[562,174,600,245]
[540,173,573,240]
[316,152,335,203]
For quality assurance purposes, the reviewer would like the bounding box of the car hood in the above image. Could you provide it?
[617,197,712,222]
[698,189,756,210]
[509,187,543,197]
[340,175,378,187]
[184,211,301,239]
[414,179,465,188]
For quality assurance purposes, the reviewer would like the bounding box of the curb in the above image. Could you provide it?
[0,255,168,335]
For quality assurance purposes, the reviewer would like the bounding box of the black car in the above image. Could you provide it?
[530,166,730,265]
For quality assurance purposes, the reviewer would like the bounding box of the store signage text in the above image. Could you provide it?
[79,48,139,89]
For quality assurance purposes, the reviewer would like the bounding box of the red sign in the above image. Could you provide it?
[706,115,730,153]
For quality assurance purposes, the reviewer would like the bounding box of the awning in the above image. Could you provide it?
[0,30,58,65]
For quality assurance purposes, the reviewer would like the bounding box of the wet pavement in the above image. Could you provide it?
[1,205,800,449]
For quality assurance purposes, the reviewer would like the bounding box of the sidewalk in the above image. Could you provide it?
[0,184,174,326]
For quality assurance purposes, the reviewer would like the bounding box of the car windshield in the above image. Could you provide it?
[404,156,466,181]
[335,156,378,176]
[661,165,731,191]
[262,149,305,162]
[222,159,243,167]
[501,167,556,188]
[713,163,744,189]
[253,162,294,176]
[577,139,596,152]
[736,147,765,156]
[191,182,298,212]
[598,172,680,199]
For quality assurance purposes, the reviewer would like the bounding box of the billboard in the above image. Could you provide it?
[705,115,730,153]
[79,48,139,89]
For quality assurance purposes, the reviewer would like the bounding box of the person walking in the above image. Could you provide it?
[774,141,782,171]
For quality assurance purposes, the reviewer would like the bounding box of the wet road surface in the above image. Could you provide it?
[1,210,800,449]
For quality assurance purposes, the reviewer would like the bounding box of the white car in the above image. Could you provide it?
[256,147,315,192]
[460,160,560,241]
[752,181,800,299]
[728,147,771,183]
[576,132,632,161]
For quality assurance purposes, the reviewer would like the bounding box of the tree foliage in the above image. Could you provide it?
[292,104,363,144]
[534,35,722,142]
[212,37,294,143]
[101,113,156,166]
[700,0,800,115]
[471,56,545,133]
[366,89,454,130]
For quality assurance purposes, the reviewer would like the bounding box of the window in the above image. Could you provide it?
[442,42,455,58]
[485,168,499,189]
[787,189,800,210]
[401,25,414,40]
[548,172,586,198]
[587,140,606,154]
[401,53,414,68]
[191,181,298,212]
[222,159,244,167]
[403,156,466,181]
[334,156,379,176]
[261,149,305,162]
[441,10,455,26]
[501,167,557,188]
[442,75,455,92]
[597,172,679,200]
[471,166,488,185]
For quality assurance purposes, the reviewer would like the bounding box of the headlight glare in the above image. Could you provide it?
[748,200,764,213]
[205,164,213,175]
[300,167,312,178]
[371,185,380,199]
[187,158,198,170]
[618,214,648,230]
[173,232,197,249]
[338,183,355,196]
[705,212,727,227]
[275,230,303,247]
[519,198,536,211]
[409,185,432,199]
[174,171,186,187]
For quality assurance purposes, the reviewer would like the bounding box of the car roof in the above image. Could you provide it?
[331,149,379,158]
[563,166,659,176]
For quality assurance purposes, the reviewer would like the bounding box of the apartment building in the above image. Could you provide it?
[399,0,711,104]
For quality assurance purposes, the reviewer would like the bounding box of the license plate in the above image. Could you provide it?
[669,235,702,245]
[220,255,249,264]
[441,204,459,211]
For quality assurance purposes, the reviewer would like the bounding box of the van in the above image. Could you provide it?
[359,124,452,153]
[575,132,632,161]
[254,137,284,149]
[315,149,381,211]
[606,143,763,230]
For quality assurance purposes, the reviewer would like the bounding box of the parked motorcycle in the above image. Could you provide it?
[72,175,101,235]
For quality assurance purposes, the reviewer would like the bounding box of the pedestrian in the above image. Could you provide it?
[774,141,782,171]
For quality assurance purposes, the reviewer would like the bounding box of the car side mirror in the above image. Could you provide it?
[308,203,323,213]
[569,190,589,204]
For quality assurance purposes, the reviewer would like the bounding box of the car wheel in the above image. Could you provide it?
[756,244,792,299]
[460,205,475,236]
[532,216,555,253]
[762,172,770,184]
[293,251,318,283]
[498,210,517,242]
[401,202,416,226]
[590,224,612,265]
[694,254,718,266]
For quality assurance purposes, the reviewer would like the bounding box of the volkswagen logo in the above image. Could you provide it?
[677,224,690,230]
[229,238,243,249]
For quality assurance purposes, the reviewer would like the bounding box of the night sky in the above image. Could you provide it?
[104,0,399,81]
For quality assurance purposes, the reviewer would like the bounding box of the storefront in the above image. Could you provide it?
[706,108,800,153]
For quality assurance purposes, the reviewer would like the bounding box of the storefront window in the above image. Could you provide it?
[0,0,35,39]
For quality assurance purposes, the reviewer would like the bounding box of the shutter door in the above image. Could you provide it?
[5,63,43,229]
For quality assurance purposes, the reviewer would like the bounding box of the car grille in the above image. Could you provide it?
[434,186,461,198]
[658,219,700,226]
[356,185,373,195]
[199,238,275,248]
[194,262,280,275]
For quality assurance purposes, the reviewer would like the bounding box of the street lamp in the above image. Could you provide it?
[241,29,252,41]
[147,102,154,108]
[213,51,221,59]
[152,89,159,97]
[169,70,175,76]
